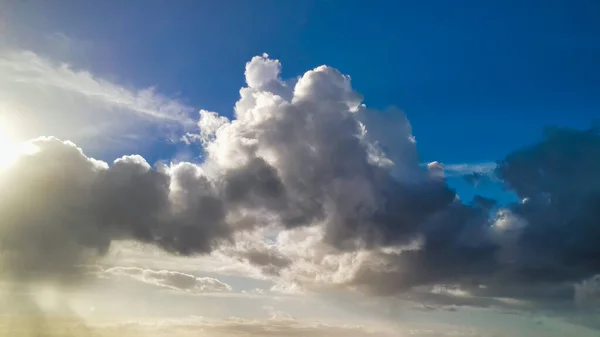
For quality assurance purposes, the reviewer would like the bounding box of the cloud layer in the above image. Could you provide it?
[0,314,489,337]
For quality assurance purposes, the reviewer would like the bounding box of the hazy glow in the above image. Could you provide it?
[33,285,62,312]
[0,115,34,169]
[0,119,20,168]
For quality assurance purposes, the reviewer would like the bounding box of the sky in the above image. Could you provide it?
[0,1,599,336]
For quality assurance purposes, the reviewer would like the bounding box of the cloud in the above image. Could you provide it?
[2,53,600,322]
[213,226,424,294]
[102,266,232,293]
[0,54,476,310]
[494,126,600,285]
[194,55,600,313]
[224,243,293,277]
[0,137,229,286]
[193,52,457,251]
[244,53,285,90]
[0,49,194,152]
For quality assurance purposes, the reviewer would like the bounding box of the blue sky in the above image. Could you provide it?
[1,1,600,336]
[5,0,600,165]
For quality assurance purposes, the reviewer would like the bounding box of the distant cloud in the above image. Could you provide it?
[91,315,480,337]
[102,266,232,293]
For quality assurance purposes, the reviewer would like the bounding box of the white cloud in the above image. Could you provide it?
[102,266,232,293]
[0,49,195,152]
[244,53,283,89]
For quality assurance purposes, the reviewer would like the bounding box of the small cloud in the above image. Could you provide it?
[444,162,497,175]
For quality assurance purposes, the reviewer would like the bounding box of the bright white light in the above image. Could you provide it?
[33,285,62,312]
[0,128,18,167]
[0,116,29,169]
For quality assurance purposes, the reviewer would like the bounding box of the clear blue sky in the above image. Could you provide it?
[6,0,600,166]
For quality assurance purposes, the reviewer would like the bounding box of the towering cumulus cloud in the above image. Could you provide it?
[1,54,599,317]
[0,53,455,287]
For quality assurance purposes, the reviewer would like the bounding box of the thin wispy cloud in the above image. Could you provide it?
[1,50,193,123]
[0,49,195,149]
[101,266,232,294]
[424,161,497,178]
[443,162,497,175]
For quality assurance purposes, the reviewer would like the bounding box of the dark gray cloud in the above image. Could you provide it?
[334,193,498,297]
[0,138,232,286]
[242,249,293,276]
[0,138,111,285]
[494,127,600,285]
[346,126,600,314]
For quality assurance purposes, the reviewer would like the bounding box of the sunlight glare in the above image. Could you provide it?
[0,117,28,169]
[34,285,62,312]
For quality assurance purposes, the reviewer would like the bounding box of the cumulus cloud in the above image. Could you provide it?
[0,137,227,286]
[102,266,232,293]
[196,53,457,251]
[196,56,600,313]
[2,53,600,321]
